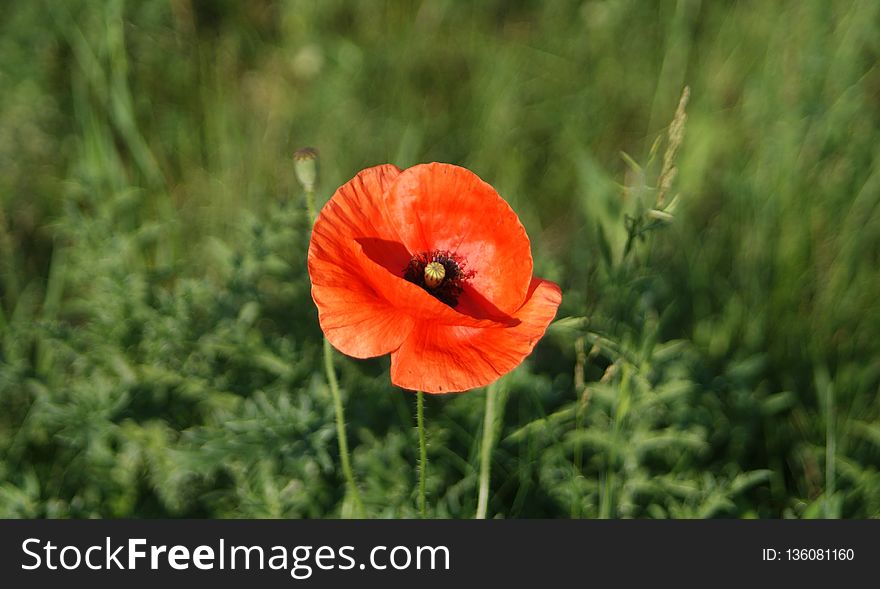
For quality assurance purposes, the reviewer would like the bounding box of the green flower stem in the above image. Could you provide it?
[417,390,427,518]
[323,338,364,517]
[304,187,318,226]
[306,188,364,517]
[475,383,497,519]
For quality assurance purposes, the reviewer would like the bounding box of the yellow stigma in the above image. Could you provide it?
[424,261,446,288]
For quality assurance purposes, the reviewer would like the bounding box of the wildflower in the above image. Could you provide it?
[308,163,562,393]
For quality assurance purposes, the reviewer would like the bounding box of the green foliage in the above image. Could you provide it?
[1,0,879,518]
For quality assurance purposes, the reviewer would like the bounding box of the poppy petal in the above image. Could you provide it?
[311,163,405,265]
[313,285,416,358]
[383,163,534,316]
[353,240,513,328]
[309,164,416,357]
[389,278,562,393]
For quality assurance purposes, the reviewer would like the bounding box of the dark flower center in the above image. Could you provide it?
[403,250,474,307]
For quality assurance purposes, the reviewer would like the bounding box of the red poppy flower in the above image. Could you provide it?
[308,163,562,394]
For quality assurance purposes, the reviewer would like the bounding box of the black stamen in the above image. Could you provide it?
[403,250,474,307]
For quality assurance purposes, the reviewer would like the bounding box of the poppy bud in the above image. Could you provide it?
[424,261,446,288]
[293,147,319,192]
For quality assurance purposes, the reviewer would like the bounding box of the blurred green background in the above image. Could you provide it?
[1,0,879,518]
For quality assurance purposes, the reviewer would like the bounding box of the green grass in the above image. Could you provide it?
[1,0,879,518]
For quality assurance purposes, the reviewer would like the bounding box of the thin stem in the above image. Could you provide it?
[417,391,427,518]
[476,383,497,519]
[306,188,364,517]
[324,338,364,517]
[304,188,318,225]
[824,372,836,518]
[572,337,586,518]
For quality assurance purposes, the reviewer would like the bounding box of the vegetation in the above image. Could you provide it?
[1,0,879,518]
